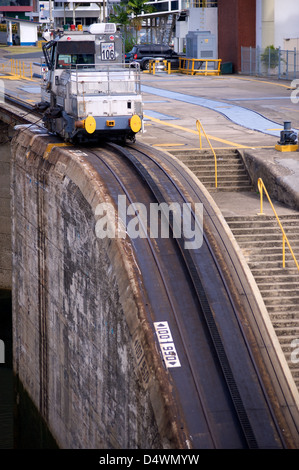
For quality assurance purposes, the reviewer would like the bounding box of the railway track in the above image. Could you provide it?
[81,141,292,448]
[3,96,299,447]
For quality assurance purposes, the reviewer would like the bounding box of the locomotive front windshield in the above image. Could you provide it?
[57,53,94,68]
[56,40,95,68]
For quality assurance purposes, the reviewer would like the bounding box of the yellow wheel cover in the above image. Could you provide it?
[130,115,142,133]
[84,116,96,134]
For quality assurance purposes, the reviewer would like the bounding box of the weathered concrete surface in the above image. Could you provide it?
[0,122,12,290]
[11,126,186,449]
[242,148,299,211]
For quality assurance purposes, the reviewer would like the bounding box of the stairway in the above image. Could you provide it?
[226,214,299,390]
[171,149,252,192]
[172,146,299,391]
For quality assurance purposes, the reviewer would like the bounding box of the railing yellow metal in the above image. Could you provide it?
[179,58,222,76]
[257,177,299,272]
[147,57,222,76]
[196,119,217,188]
[0,59,33,80]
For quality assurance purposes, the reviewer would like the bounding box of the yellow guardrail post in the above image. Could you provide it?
[205,60,208,75]
[196,119,217,188]
[257,177,299,271]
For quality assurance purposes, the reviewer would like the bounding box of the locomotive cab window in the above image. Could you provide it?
[56,53,94,68]
[56,40,95,68]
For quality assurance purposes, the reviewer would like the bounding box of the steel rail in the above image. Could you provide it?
[124,142,288,448]
[132,142,292,445]
[86,145,221,448]
[107,142,263,449]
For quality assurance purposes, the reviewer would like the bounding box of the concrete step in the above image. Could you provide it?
[261,295,299,306]
[258,281,299,291]
[267,304,299,313]
[255,276,299,286]
[275,327,299,338]
[243,252,299,263]
[260,289,299,299]
[185,163,244,171]
[250,266,299,275]
[248,259,299,269]
[195,175,251,185]
[233,235,299,246]
[173,149,241,160]
[171,149,252,192]
[226,215,299,222]
[270,312,299,320]
[208,185,253,192]
[271,319,299,328]
[191,168,248,176]
[231,225,299,235]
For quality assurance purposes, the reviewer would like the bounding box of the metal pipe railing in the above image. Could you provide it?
[196,119,217,188]
[1,59,33,80]
[179,58,221,76]
[257,177,299,271]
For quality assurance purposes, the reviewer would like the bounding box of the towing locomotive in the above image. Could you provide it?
[39,23,143,143]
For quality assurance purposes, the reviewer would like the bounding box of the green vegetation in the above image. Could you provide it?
[109,0,155,45]
[261,45,280,69]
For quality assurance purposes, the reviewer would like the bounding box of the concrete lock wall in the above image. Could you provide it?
[11,126,184,449]
[0,122,12,290]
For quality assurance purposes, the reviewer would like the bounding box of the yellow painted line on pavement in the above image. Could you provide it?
[280,106,299,113]
[0,74,38,82]
[237,76,294,89]
[144,114,249,148]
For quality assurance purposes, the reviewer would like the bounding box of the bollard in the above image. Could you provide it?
[275,120,298,152]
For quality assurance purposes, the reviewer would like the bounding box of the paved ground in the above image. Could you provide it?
[1,47,299,218]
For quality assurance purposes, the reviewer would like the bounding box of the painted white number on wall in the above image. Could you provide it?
[154,321,181,368]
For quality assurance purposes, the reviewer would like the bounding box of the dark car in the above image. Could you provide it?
[129,44,181,70]
[124,51,133,63]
